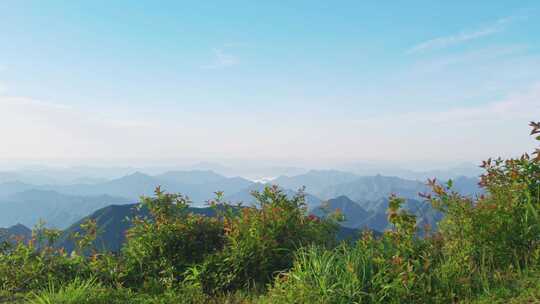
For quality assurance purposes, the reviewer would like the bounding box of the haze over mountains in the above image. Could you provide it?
[313,195,443,233]
[0,165,483,236]
[0,223,31,244]
[0,190,130,229]
[0,161,482,185]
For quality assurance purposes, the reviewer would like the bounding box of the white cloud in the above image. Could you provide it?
[201,48,239,69]
[408,16,521,54]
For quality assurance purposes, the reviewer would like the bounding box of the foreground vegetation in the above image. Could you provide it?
[1,122,539,303]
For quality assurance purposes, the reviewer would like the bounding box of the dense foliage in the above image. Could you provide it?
[121,188,225,289]
[0,122,539,303]
[187,187,339,295]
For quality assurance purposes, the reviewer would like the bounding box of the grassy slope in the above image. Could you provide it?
[9,270,540,304]
[465,270,540,304]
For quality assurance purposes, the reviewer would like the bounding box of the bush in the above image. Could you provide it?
[0,224,90,293]
[121,187,225,289]
[423,122,540,297]
[187,186,339,295]
[264,198,446,303]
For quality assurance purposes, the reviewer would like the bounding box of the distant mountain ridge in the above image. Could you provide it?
[34,170,254,203]
[0,170,259,229]
[273,170,359,193]
[0,170,253,200]
[0,223,32,244]
[0,181,35,198]
[0,190,132,229]
[318,175,427,202]
[312,196,370,228]
[56,204,153,252]
[313,195,443,233]
[273,170,482,202]
[0,169,482,230]
[338,162,483,181]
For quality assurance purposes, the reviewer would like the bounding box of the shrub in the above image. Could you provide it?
[121,187,225,289]
[0,224,90,293]
[423,122,540,297]
[187,186,339,295]
[264,198,446,303]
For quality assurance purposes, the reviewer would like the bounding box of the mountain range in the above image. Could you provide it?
[28,170,252,202]
[2,191,444,253]
[0,169,482,230]
[0,190,131,229]
[312,195,442,233]
[0,223,31,244]
[273,171,481,202]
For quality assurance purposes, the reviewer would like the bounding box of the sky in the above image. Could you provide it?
[0,1,539,168]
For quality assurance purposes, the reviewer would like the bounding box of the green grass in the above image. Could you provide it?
[13,270,540,304]
[23,277,256,304]
[26,278,121,304]
[465,270,540,304]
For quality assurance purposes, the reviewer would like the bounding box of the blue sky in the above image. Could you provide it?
[0,1,539,167]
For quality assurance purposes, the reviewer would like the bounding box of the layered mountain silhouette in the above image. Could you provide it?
[0,190,451,253]
[313,195,443,233]
[0,169,482,231]
[273,170,360,194]
[0,190,131,229]
[0,223,31,244]
[13,170,253,202]
[273,170,482,202]
[56,204,150,252]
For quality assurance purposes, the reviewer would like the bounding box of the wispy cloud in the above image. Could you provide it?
[373,81,540,123]
[201,48,239,69]
[408,16,521,54]
[0,96,174,159]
